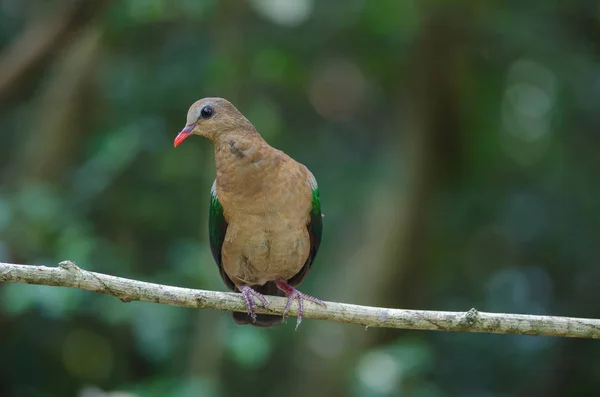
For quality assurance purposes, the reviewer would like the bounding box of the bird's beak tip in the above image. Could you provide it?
[173,132,189,147]
[173,124,196,147]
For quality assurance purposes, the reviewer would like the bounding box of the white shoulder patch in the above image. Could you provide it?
[210,179,218,198]
[307,171,318,190]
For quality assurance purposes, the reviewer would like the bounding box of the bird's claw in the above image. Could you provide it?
[275,280,325,330]
[238,285,269,322]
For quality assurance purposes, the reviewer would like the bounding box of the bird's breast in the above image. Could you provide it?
[215,149,314,286]
[221,217,310,286]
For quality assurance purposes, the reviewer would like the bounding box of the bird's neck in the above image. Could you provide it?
[213,131,275,199]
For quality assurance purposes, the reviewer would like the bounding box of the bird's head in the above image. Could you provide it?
[174,97,252,147]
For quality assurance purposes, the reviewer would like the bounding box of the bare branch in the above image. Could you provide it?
[0,261,598,338]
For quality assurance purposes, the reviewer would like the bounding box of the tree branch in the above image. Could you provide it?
[1,261,598,339]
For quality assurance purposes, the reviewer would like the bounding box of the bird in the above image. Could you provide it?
[174,97,324,328]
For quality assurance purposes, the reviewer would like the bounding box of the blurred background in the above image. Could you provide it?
[1,0,599,396]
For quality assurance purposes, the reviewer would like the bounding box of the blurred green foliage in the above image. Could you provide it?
[1,0,600,396]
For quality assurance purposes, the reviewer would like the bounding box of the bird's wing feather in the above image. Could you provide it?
[288,172,322,286]
[209,180,236,290]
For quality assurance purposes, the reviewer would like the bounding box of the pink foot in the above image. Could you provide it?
[275,280,325,329]
[238,285,270,322]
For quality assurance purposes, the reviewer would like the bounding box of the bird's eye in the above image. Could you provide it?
[200,105,215,119]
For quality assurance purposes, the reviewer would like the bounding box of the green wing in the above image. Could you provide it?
[309,186,323,254]
[208,181,235,290]
[288,175,323,286]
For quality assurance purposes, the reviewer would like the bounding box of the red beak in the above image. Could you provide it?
[174,124,196,147]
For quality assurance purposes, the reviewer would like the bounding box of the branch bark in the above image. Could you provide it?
[1,261,598,339]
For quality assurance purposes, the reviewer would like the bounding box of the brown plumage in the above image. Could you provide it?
[174,97,324,328]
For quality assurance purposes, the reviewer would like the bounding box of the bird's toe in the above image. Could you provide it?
[275,280,325,329]
[238,285,270,322]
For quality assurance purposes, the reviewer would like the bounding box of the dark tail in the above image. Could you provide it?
[232,281,284,327]
[232,312,282,327]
